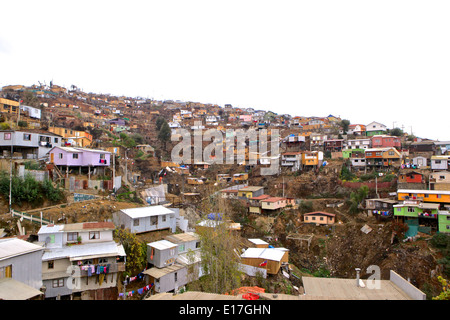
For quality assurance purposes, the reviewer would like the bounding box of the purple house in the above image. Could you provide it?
[49,146,111,175]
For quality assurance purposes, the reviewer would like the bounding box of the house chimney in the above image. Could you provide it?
[355,268,361,287]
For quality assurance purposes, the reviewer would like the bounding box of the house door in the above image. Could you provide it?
[50,153,54,163]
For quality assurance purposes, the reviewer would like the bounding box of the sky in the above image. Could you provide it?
[1,0,449,140]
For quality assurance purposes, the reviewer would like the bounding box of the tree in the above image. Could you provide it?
[340,119,350,134]
[196,217,242,294]
[390,127,404,137]
[158,121,171,149]
[114,228,147,274]
[156,117,165,131]
[433,276,450,300]
[348,185,369,214]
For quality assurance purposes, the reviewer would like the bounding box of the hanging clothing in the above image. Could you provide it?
[99,274,105,285]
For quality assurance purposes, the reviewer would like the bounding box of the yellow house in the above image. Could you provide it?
[49,127,93,147]
[233,173,249,182]
[0,98,20,114]
[237,186,264,199]
[302,152,319,167]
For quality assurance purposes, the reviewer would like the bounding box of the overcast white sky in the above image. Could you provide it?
[1,1,449,140]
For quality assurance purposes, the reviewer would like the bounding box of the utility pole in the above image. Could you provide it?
[112,148,116,192]
[9,130,13,215]
[125,149,128,186]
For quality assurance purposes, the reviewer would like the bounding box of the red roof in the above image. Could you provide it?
[304,211,336,217]
[261,197,286,203]
[83,222,115,229]
[250,194,271,200]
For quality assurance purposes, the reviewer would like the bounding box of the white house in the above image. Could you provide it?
[431,155,450,171]
[345,138,371,150]
[0,238,44,300]
[113,205,177,234]
[37,222,126,300]
[0,129,63,160]
[366,121,387,136]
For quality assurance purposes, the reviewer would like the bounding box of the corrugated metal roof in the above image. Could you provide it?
[0,278,43,300]
[147,240,177,250]
[42,241,125,261]
[142,263,185,279]
[241,247,287,261]
[120,205,175,219]
[0,238,43,261]
[248,238,269,245]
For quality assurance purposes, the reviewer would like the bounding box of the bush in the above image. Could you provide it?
[430,233,450,249]
[0,172,64,205]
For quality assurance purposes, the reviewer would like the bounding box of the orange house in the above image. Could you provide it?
[397,189,450,204]
[304,212,336,225]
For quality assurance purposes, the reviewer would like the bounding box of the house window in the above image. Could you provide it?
[48,260,54,269]
[59,153,63,159]
[54,138,59,143]
[320,217,324,221]
[437,194,442,199]
[73,153,79,159]
[133,219,139,226]
[67,232,78,242]
[100,153,105,159]
[4,133,11,140]
[179,244,185,252]
[312,216,316,221]
[407,207,415,213]
[52,279,64,288]
[82,259,93,265]
[23,133,31,141]
[0,265,12,279]
[162,215,166,222]
[174,272,178,282]
[89,231,100,240]
[397,208,401,212]
[196,241,201,249]
[151,216,158,226]
[99,258,108,263]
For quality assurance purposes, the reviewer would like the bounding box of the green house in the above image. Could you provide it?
[438,211,450,233]
[342,148,365,159]
[393,202,440,218]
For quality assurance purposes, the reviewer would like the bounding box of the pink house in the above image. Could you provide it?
[49,146,111,171]
[371,135,401,149]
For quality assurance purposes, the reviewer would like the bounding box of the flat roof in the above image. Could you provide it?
[302,277,412,300]
[164,232,199,244]
[38,222,115,234]
[398,189,450,195]
[42,241,126,261]
[239,186,264,192]
[248,238,269,245]
[147,240,177,250]
[120,205,175,219]
[241,247,288,262]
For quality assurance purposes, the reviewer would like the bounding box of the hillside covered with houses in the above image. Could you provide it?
[0,82,449,301]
